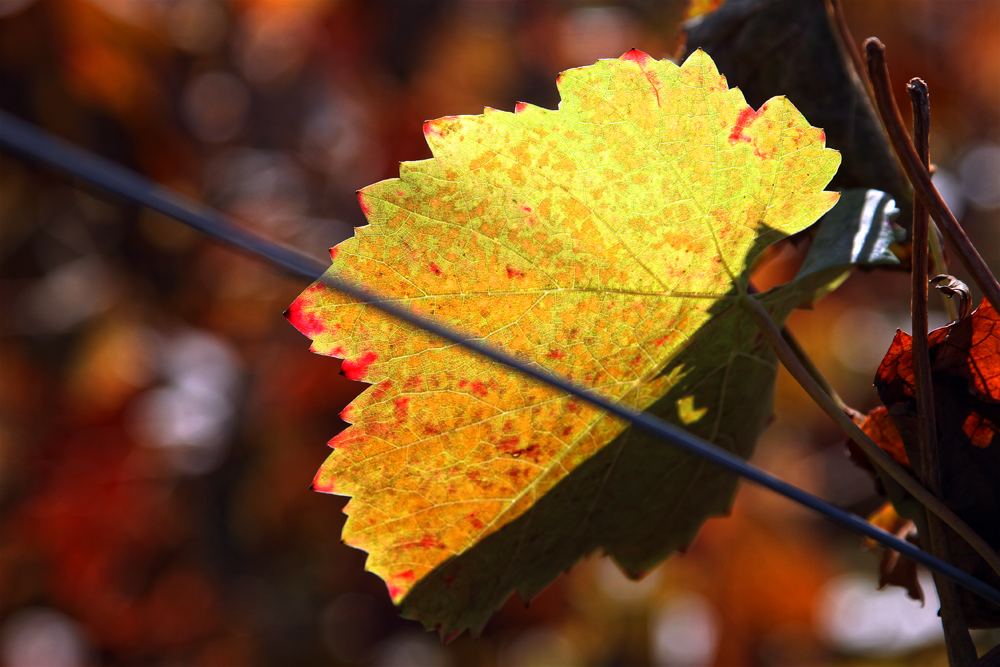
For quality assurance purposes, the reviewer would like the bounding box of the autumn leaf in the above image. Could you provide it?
[847,405,911,473]
[864,502,923,603]
[874,298,1000,627]
[684,0,910,212]
[286,49,842,635]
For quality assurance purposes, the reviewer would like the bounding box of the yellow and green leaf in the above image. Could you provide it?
[286,49,841,635]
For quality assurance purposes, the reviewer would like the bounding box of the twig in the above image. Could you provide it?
[823,2,955,320]
[740,294,1000,583]
[825,0,871,98]
[865,38,1000,316]
[4,109,1000,610]
[908,78,977,665]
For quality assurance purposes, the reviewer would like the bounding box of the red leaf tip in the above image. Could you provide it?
[621,49,651,66]
[342,351,378,380]
[357,191,372,217]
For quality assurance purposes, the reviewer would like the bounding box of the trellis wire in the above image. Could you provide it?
[3,109,999,609]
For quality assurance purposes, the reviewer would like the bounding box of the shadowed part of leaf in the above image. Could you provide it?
[684,0,910,216]
[796,189,903,280]
[400,292,778,638]
[398,241,851,638]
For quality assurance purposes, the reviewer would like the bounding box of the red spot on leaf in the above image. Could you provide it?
[728,107,759,145]
[340,405,354,422]
[498,436,520,451]
[818,130,826,143]
[515,102,529,114]
[653,335,669,346]
[458,379,469,389]
[329,246,339,261]
[417,534,444,549]
[429,262,443,276]
[467,470,493,490]
[561,426,573,437]
[506,265,526,279]
[397,570,416,581]
[394,397,410,421]
[466,513,484,531]
[546,349,565,359]
[521,205,532,213]
[370,379,392,401]
[342,351,378,380]
[387,584,404,599]
[470,380,489,397]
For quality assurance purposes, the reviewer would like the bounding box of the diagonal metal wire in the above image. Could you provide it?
[3,108,999,609]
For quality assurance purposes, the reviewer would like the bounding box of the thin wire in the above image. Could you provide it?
[3,109,999,609]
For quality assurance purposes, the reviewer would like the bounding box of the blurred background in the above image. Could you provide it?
[0,0,998,665]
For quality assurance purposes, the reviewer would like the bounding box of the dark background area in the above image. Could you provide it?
[1,1,998,665]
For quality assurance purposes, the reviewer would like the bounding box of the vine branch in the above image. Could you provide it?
[865,38,1000,316]
[908,78,977,665]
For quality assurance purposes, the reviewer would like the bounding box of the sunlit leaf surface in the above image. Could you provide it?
[287,49,840,634]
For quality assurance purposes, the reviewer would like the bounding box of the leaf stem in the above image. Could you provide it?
[864,38,1000,316]
[740,294,1000,582]
[908,78,977,665]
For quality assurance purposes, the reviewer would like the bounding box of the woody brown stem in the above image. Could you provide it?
[908,77,977,666]
[865,38,1000,316]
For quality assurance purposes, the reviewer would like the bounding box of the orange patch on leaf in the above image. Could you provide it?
[963,412,997,448]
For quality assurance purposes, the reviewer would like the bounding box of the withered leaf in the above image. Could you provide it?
[874,299,1000,628]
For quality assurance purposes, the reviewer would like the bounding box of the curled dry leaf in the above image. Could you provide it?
[864,502,923,603]
[287,49,843,635]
